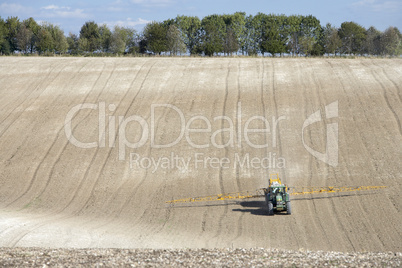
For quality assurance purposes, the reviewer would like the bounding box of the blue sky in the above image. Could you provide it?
[0,0,401,34]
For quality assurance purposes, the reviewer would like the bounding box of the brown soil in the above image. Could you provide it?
[0,57,401,252]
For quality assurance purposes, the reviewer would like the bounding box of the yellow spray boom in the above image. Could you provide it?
[166,174,387,204]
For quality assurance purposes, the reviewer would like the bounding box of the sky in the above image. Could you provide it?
[0,0,401,34]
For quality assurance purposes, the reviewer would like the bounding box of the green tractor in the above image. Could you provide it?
[263,174,291,215]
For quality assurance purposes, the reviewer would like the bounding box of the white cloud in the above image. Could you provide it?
[104,18,151,29]
[107,6,124,12]
[130,0,176,7]
[352,0,402,12]
[40,5,88,19]
[56,9,86,19]
[0,3,33,14]
[42,5,59,10]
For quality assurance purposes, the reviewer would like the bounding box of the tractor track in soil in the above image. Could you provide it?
[0,57,400,251]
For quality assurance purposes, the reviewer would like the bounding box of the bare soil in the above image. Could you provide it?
[0,57,401,253]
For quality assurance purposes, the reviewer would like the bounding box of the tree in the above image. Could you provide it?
[201,14,226,56]
[67,32,79,54]
[285,15,302,55]
[143,21,167,55]
[23,17,40,53]
[299,35,315,56]
[2,13,401,57]
[38,22,68,53]
[99,24,112,52]
[244,13,266,55]
[261,31,286,56]
[243,15,256,55]
[381,27,401,56]
[78,37,89,53]
[222,12,246,55]
[338,21,366,55]
[79,21,100,52]
[176,15,201,55]
[16,23,32,53]
[244,15,256,55]
[0,17,8,54]
[51,25,67,53]
[36,28,54,53]
[166,24,186,55]
[122,27,138,53]
[311,42,324,56]
[323,23,341,55]
[110,30,125,54]
[260,14,287,56]
[162,19,175,28]
[224,27,239,55]
[5,16,20,53]
[109,26,136,54]
[139,38,148,54]
[364,26,381,55]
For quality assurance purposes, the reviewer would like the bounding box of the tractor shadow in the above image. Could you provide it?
[232,200,270,216]
[232,200,289,216]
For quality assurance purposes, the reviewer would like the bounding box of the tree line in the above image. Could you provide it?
[0,13,401,56]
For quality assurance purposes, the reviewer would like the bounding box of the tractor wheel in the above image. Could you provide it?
[286,202,291,215]
[268,202,274,215]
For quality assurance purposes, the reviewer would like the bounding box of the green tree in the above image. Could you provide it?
[285,15,302,55]
[162,19,175,28]
[16,23,32,53]
[143,21,167,55]
[224,27,239,55]
[311,42,324,56]
[123,27,137,53]
[23,17,40,53]
[244,13,266,55]
[78,37,90,53]
[166,24,186,55]
[175,15,201,55]
[312,25,325,56]
[323,23,342,55]
[260,14,287,56]
[79,21,100,52]
[99,24,112,52]
[381,26,401,56]
[300,15,321,56]
[299,35,315,56]
[109,26,137,54]
[110,30,125,54]
[201,14,226,56]
[364,26,381,55]
[5,16,20,53]
[36,28,54,53]
[53,27,67,53]
[222,12,246,55]
[41,23,67,54]
[339,21,366,55]
[0,17,8,54]
[67,32,79,54]
[139,38,148,54]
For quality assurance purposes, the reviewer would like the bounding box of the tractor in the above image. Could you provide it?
[263,174,291,215]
